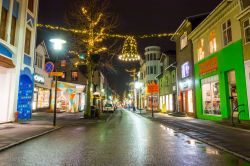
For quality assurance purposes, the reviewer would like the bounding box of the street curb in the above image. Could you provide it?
[0,126,62,152]
[139,114,250,163]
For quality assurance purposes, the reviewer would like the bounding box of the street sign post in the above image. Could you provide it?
[49,72,64,77]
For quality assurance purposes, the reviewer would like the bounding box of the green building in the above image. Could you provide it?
[157,51,176,113]
[189,0,249,121]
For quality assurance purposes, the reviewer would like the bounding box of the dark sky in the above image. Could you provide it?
[38,0,222,95]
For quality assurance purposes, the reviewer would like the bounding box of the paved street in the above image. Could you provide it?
[0,109,248,166]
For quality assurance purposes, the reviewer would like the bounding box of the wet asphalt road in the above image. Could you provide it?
[0,109,249,166]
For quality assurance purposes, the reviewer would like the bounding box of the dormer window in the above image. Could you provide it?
[180,32,188,50]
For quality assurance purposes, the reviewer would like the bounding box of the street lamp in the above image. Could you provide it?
[135,81,143,114]
[50,38,66,126]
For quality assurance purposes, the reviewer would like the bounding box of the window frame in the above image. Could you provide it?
[221,19,233,46]
[24,27,32,55]
[0,7,8,41]
[180,31,188,50]
[71,71,78,81]
[243,18,250,45]
[209,31,217,54]
[197,38,205,61]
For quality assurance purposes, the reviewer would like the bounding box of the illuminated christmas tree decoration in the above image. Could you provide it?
[119,36,141,62]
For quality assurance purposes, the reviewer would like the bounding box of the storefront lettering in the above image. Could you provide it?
[199,57,218,76]
[34,74,45,84]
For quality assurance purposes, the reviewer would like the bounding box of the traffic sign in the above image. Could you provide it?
[50,72,64,77]
[45,62,54,73]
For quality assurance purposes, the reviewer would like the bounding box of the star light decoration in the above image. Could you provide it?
[118,36,140,62]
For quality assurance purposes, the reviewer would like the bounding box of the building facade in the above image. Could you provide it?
[0,0,38,122]
[171,14,207,117]
[158,52,176,113]
[32,42,52,111]
[50,58,87,113]
[238,0,250,120]
[140,46,163,111]
[190,0,249,121]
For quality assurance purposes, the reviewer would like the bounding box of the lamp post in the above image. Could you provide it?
[49,38,66,126]
[135,81,143,114]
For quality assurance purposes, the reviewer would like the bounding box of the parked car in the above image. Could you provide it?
[103,103,115,112]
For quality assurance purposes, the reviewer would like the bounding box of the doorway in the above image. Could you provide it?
[227,70,237,115]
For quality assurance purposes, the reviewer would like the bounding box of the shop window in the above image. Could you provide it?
[0,8,8,40]
[35,53,43,69]
[61,60,66,67]
[197,39,205,61]
[222,19,232,46]
[201,75,221,115]
[243,18,250,44]
[71,71,78,81]
[169,94,173,111]
[188,90,194,113]
[28,0,34,13]
[180,32,188,50]
[24,28,32,55]
[209,31,217,54]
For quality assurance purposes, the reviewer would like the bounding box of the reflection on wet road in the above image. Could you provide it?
[0,109,249,166]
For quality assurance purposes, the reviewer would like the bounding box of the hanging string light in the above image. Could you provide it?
[118,36,140,62]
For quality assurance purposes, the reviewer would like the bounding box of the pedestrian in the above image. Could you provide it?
[133,105,136,112]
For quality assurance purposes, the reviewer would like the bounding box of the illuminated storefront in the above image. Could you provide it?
[50,81,86,113]
[179,62,195,116]
[32,72,52,111]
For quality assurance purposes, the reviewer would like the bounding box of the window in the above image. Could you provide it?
[35,54,43,69]
[172,71,176,83]
[180,32,188,50]
[243,19,250,44]
[201,75,221,115]
[153,54,156,60]
[61,60,66,67]
[209,31,217,53]
[222,20,232,46]
[24,29,32,55]
[150,66,153,74]
[154,66,157,74]
[71,71,78,81]
[28,0,34,13]
[60,72,66,80]
[10,16,17,45]
[197,39,205,61]
[181,62,190,78]
[0,8,8,40]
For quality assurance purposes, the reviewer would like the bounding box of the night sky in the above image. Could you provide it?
[38,0,222,95]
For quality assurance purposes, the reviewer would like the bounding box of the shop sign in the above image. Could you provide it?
[34,74,45,84]
[180,79,192,90]
[199,57,218,76]
[146,82,159,94]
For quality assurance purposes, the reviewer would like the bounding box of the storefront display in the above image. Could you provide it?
[51,81,85,113]
[201,75,221,115]
[32,87,51,111]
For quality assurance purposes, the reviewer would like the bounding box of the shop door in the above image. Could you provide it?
[182,92,187,113]
[227,70,238,115]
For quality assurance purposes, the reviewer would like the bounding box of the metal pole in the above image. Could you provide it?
[151,94,154,118]
[53,76,58,126]
[175,67,179,113]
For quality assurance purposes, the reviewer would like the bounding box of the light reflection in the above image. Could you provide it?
[206,147,219,155]
[187,139,196,146]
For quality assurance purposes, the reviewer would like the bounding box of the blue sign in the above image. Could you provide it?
[45,62,54,73]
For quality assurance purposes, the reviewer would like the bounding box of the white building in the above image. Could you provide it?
[140,46,163,110]
[0,0,39,122]
[32,42,52,111]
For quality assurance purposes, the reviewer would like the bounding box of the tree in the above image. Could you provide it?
[66,0,117,118]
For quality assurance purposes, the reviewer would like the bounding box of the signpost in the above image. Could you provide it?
[45,62,55,73]
[49,72,64,77]
[146,82,159,118]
